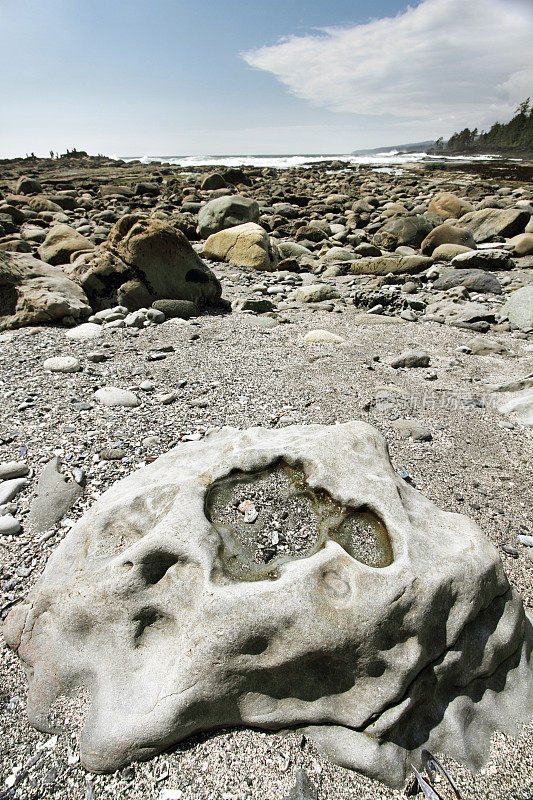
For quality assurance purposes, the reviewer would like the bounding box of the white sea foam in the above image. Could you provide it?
[120,152,503,169]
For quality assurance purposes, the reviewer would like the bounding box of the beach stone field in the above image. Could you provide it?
[0,154,532,800]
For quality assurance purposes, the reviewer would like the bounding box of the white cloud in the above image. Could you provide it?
[242,0,533,133]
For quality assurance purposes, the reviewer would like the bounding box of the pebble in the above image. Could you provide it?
[140,380,155,391]
[100,448,126,461]
[518,535,533,547]
[43,356,81,373]
[0,461,29,479]
[0,478,28,505]
[0,515,22,535]
[142,435,161,448]
[390,350,431,368]
[94,387,141,407]
[303,329,345,343]
[86,351,107,362]
[65,323,103,339]
[157,392,177,405]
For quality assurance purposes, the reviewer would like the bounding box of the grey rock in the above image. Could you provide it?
[390,350,430,368]
[43,356,82,373]
[4,422,531,788]
[94,387,141,408]
[458,208,530,242]
[372,215,433,250]
[100,448,126,461]
[501,286,533,331]
[432,269,502,295]
[152,299,198,319]
[350,256,432,276]
[0,251,92,331]
[0,461,29,480]
[197,195,260,238]
[38,224,95,266]
[282,770,318,800]
[0,514,21,536]
[0,478,28,505]
[391,419,432,441]
[498,389,533,427]
[27,456,83,532]
[293,284,341,303]
[451,250,513,271]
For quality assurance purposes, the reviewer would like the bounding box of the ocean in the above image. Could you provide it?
[117,152,504,169]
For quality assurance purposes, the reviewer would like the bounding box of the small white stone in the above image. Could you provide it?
[0,515,21,536]
[66,323,103,340]
[0,478,28,506]
[0,461,29,480]
[303,329,345,343]
[43,356,81,373]
[94,387,140,408]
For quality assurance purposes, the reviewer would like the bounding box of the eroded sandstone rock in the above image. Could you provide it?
[0,251,92,330]
[4,422,532,787]
[67,215,222,311]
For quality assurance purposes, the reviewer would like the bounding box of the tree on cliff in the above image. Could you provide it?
[444,100,533,154]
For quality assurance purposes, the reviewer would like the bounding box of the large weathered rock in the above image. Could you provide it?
[501,286,533,331]
[432,269,502,295]
[28,196,64,214]
[350,255,432,275]
[197,195,260,238]
[38,224,95,266]
[67,215,222,311]
[372,215,433,250]
[0,251,92,330]
[458,208,530,242]
[428,192,473,220]
[509,233,533,256]
[4,422,532,788]
[421,223,476,256]
[15,176,42,195]
[203,222,278,271]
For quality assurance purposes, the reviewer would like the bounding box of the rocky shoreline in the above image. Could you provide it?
[0,155,532,800]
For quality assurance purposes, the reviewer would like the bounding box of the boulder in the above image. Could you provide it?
[431,243,473,260]
[15,176,42,195]
[501,286,533,331]
[4,421,532,788]
[28,196,64,213]
[197,195,260,238]
[38,224,95,266]
[432,269,501,295]
[294,284,341,303]
[428,192,474,220]
[498,389,533,427]
[68,215,222,311]
[450,249,513,271]
[201,173,227,191]
[509,233,533,256]
[421,224,476,256]
[202,222,278,271]
[0,251,92,330]
[350,256,432,276]
[458,208,530,242]
[152,299,198,319]
[372,215,433,250]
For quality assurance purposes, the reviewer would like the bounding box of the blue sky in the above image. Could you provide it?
[0,0,531,157]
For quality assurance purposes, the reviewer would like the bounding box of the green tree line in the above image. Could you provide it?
[430,100,533,154]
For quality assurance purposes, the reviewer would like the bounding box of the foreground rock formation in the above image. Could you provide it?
[68,214,222,311]
[4,421,532,788]
[0,251,91,329]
